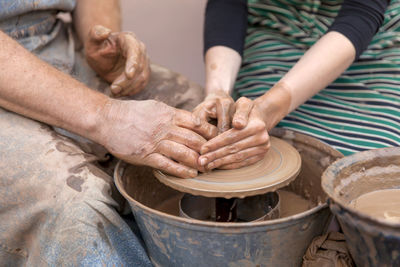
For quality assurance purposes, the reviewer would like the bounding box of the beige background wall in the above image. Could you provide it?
[121,0,207,86]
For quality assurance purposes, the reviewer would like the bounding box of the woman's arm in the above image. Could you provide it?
[191,0,248,134]
[192,46,241,134]
[203,0,248,95]
[199,32,355,170]
[256,31,355,130]
[199,0,389,170]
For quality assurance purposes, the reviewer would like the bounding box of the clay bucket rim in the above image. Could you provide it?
[321,146,400,228]
[114,160,328,233]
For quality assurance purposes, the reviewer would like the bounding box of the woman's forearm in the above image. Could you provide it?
[73,0,121,45]
[256,31,356,129]
[0,31,108,143]
[281,31,356,111]
[204,46,242,95]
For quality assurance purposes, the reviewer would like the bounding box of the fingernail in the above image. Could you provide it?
[207,162,215,169]
[111,85,122,94]
[189,169,198,178]
[199,157,208,166]
[201,146,209,154]
[95,27,108,37]
[128,67,135,77]
[233,118,244,127]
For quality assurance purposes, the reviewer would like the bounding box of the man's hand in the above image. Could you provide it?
[100,99,218,178]
[198,97,270,170]
[192,90,235,135]
[85,25,150,97]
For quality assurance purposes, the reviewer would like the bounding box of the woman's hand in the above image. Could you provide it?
[192,90,235,135]
[85,25,150,97]
[198,97,271,170]
[198,81,293,171]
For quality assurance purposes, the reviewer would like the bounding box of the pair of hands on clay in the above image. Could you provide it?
[100,99,218,178]
[84,26,268,178]
[188,31,358,174]
[99,93,267,179]
[192,91,271,171]
[84,26,221,178]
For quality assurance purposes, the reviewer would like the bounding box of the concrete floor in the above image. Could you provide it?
[121,0,207,86]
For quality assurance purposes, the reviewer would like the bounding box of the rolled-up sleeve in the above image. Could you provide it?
[204,0,248,56]
[328,0,390,59]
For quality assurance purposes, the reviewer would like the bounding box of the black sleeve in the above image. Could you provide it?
[328,0,390,59]
[203,0,248,57]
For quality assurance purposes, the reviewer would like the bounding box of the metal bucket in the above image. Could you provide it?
[114,129,343,266]
[322,147,400,267]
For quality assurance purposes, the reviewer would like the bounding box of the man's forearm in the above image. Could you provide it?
[0,31,108,143]
[73,0,121,45]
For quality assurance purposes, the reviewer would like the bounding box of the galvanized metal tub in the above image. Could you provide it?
[114,129,343,266]
[322,147,400,267]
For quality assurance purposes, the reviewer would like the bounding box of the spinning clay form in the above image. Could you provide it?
[154,137,301,198]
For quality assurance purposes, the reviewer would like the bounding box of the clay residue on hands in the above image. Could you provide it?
[100,99,217,179]
[254,81,292,131]
[85,25,151,97]
[196,80,294,172]
[192,90,235,134]
[198,98,270,171]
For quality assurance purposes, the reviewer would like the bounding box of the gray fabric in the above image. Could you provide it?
[0,0,75,20]
[0,109,153,266]
[0,0,75,58]
[0,58,204,265]
[0,3,204,265]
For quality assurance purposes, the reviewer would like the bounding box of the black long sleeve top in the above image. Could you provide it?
[204,0,390,59]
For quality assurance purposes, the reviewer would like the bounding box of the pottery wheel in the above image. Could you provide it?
[154,136,301,198]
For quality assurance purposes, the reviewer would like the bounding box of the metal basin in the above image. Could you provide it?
[322,147,400,267]
[114,129,343,266]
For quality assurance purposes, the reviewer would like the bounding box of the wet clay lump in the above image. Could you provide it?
[350,188,400,224]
